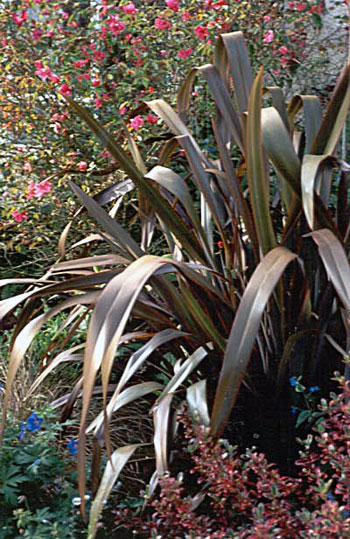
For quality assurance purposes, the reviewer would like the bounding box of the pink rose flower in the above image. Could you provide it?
[36,179,53,199]
[78,161,88,171]
[27,180,52,200]
[146,113,158,124]
[129,115,144,130]
[49,72,60,84]
[12,210,28,223]
[178,47,192,59]
[106,16,125,35]
[35,66,52,81]
[154,17,172,30]
[59,84,72,97]
[12,11,28,26]
[123,3,138,15]
[194,25,209,39]
[73,59,88,69]
[263,30,274,44]
[166,0,179,12]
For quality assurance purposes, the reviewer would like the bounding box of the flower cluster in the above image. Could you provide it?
[27,179,52,200]
[1,0,328,235]
[66,438,78,456]
[19,412,43,440]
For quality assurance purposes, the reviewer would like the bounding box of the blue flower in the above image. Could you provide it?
[25,412,42,433]
[289,377,297,387]
[67,438,78,456]
[291,406,298,415]
[309,386,320,393]
[19,421,25,441]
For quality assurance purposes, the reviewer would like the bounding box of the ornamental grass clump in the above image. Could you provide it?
[1,29,350,537]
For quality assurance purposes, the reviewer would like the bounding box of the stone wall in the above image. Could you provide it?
[322,0,347,77]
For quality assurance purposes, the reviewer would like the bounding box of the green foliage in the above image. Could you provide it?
[0,409,85,538]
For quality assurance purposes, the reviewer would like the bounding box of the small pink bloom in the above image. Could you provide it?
[12,210,28,223]
[32,29,42,41]
[166,0,179,11]
[27,181,36,200]
[78,161,88,171]
[92,78,101,87]
[49,72,60,84]
[182,11,190,21]
[77,73,90,82]
[12,11,28,26]
[119,106,127,115]
[34,179,52,199]
[263,15,271,21]
[53,122,61,134]
[73,59,88,69]
[106,16,125,35]
[263,30,274,44]
[129,115,144,130]
[59,84,72,97]
[194,25,209,39]
[35,66,52,81]
[34,60,43,69]
[146,113,158,124]
[24,161,32,172]
[123,2,138,15]
[95,97,103,108]
[178,47,192,59]
[154,17,172,30]
[279,46,289,55]
[94,50,107,61]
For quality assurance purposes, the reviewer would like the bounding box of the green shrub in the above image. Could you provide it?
[0,408,85,538]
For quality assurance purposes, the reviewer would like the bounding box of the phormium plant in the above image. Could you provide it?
[1,29,350,537]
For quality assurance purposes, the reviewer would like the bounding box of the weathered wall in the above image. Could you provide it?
[322,1,347,79]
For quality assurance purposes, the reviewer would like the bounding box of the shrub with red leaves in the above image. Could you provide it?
[115,374,350,538]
